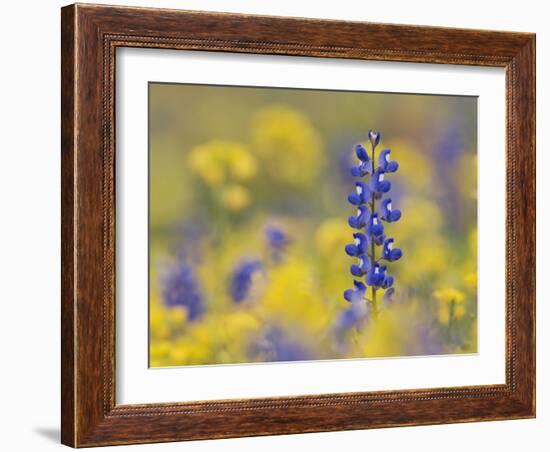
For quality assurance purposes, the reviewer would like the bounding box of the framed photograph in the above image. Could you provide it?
[61,3,535,447]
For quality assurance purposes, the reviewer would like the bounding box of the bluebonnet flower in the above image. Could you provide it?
[380,198,401,222]
[366,213,384,237]
[345,232,369,256]
[229,258,263,303]
[370,168,391,195]
[382,238,402,262]
[348,205,370,229]
[350,144,371,177]
[350,254,371,277]
[368,129,381,147]
[347,181,371,205]
[382,273,394,289]
[366,262,387,288]
[343,280,367,303]
[378,149,399,173]
[161,258,205,321]
[265,225,290,263]
[344,130,402,317]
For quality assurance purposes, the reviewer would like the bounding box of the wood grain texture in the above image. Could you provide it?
[61,3,536,447]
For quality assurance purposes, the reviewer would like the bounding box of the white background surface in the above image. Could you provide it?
[117,49,506,404]
[0,0,546,451]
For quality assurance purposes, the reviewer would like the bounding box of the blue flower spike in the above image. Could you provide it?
[344,280,367,303]
[343,129,402,319]
[348,205,370,229]
[350,144,371,177]
[378,149,399,173]
[347,181,371,205]
[382,238,402,262]
[380,198,402,222]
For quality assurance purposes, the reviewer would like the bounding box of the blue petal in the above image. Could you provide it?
[355,144,370,162]
[345,244,359,256]
[389,210,402,222]
[347,193,362,205]
[350,165,363,177]
[343,289,354,302]
[387,161,399,172]
[350,264,363,276]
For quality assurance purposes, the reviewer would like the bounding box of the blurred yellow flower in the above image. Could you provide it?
[188,140,257,187]
[382,139,434,193]
[151,310,262,367]
[358,306,413,357]
[314,217,349,256]
[222,184,251,211]
[394,196,443,240]
[251,105,322,187]
[433,288,466,325]
[456,150,477,200]
[260,259,330,333]
[398,235,449,284]
[464,271,477,289]
[149,303,187,341]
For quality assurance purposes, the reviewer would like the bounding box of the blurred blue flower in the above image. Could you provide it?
[265,225,290,263]
[381,287,395,307]
[229,258,263,303]
[161,258,205,321]
[252,327,313,362]
[335,301,370,331]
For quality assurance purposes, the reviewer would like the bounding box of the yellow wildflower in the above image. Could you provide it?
[433,288,466,325]
[251,105,322,187]
[222,184,251,211]
[188,140,257,187]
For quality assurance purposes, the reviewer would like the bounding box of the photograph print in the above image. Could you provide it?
[148,82,478,367]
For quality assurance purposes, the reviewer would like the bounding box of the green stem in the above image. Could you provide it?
[370,142,378,319]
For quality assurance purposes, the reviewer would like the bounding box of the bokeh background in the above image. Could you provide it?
[148,82,477,367]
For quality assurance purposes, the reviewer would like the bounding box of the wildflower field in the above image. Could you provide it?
[149,83,478,367]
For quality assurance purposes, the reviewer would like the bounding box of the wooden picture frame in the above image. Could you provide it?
[61,3,535,447]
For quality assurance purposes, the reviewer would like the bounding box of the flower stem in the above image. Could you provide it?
[370,142,378,319]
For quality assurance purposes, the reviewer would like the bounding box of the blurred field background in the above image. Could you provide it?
[148,82,477,367]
